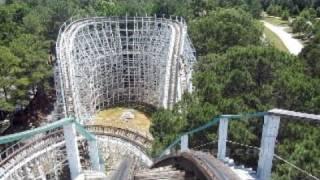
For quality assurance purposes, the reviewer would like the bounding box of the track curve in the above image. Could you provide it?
[55,16,196,121]
[0,125,153,179]
[152,150,240,180]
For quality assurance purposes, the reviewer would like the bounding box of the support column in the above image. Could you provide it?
[257,115,280,180]
[180,134,189,151]
[88,140,102,171]
[37,162,46,180]
[63,123,81,179]
[217,118,229,160]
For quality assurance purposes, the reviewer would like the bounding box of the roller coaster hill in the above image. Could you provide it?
[0,16,319,180]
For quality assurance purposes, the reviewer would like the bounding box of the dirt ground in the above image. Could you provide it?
[92,107,152,137]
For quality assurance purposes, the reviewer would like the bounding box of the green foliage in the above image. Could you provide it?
[243,0,263,18]
[194,46,304,111]
[9,34,51,87]
[262,0,320,16]
[152,45,320,177]
[299,32,320,78]
[22,6,51,35]
[91,0,125,16]
[0,1,52,113]
[150,93,219,156]
[216,0,262,18]
[91,0,158,16]
[273,122,320,179]
[281,9,290,20]
[0,2,29,44]
[291,16,313,36]
[317,7,320,16]
[189,8,262,55]
[0,46,21,111]
[266,4,283,16]
[0,34,51,112]
[150,108,185,155]
[299,8,317,20]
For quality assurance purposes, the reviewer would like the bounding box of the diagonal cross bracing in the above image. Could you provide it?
[55,16,196,122]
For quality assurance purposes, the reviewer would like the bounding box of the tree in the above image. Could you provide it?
[317,7,320,17]
[291,16,313,36]
[91,0,125,16]
[193,46,304,110]
[0,46,21,112]
[299,8,317,20]
[189,8,262,55]
[8,34,51,108]
[243,0,262,18]
[299,31,320,78]
[192,45,320,169]
[281,9,290,20]
[22,6,51,35]
[266,4,283,16]
[0,2,29,44]
[150,108,185,155]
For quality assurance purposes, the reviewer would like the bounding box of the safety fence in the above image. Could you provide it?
[155,109,320,180]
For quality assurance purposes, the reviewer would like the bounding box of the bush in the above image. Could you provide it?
[291,16,312,35]
[316,7,320,17]
[281,9,290,20]
[266,4,282,16]
[299,8,317,20]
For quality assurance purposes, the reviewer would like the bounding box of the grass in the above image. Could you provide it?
[263,27,289,53]
[264,16,288,26]
[92,107,152,136]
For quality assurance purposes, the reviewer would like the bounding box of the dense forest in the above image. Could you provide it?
[0,0,319,179]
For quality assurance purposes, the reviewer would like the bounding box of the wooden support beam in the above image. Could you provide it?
[180,134,189,151]
[257,115,280,180]
[218,118,228,161]
[63,123,81,179]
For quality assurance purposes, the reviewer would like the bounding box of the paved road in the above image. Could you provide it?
[263,21,303,55]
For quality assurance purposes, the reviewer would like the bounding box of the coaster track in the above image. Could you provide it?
[55,16,196,122]
[0,125,153,179]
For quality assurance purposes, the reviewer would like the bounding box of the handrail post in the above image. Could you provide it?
[180,134,189,151]
[217,117,229,160]
[88,139,102,171]
[63,123,81,179]
[257,115,280,180]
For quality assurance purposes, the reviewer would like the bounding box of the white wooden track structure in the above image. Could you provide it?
[55,16,196,122]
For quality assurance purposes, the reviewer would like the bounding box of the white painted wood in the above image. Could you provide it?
[63,123,81,179]
[180,134,189,151]
[37,163,46,180]
[218,118,229,160]
[257,115,280,180]
[268,108,320,121]
[88,140,102,171]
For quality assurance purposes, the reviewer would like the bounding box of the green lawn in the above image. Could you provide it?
[264,27,289,53]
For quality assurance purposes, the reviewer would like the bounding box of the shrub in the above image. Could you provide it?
[281,9,290,20]
[266,4,282,16]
